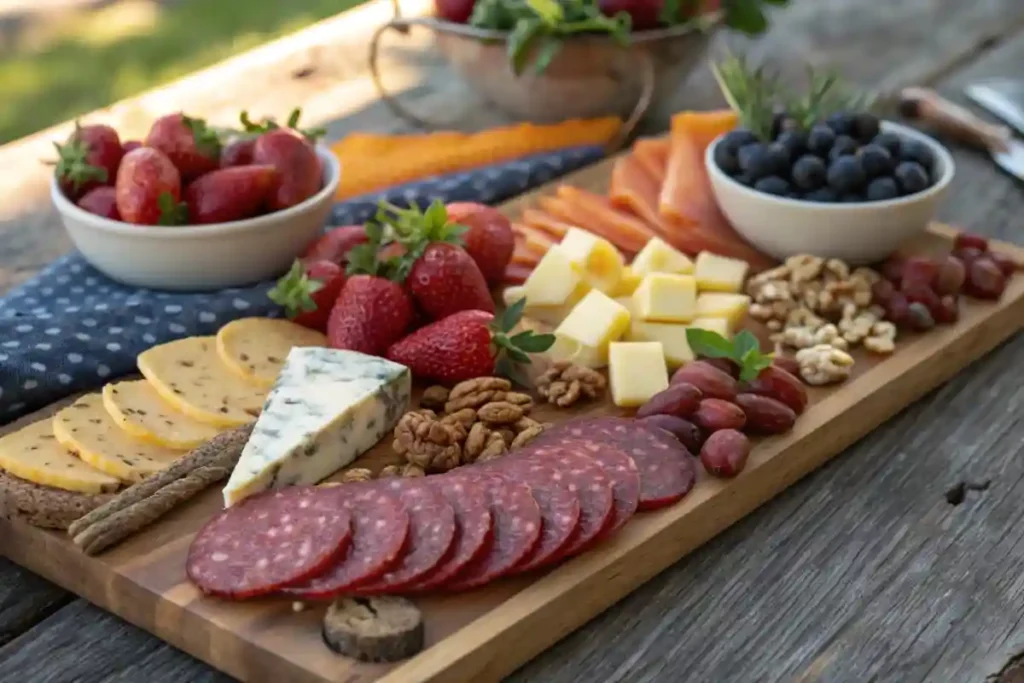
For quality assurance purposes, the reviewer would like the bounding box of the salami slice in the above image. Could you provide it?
[352,479,456,594]
[442,472,541,591]
[513,446,615,558]
[186,486,352,599]
[532,417,695,511]
[478,457,581,573]
[554,441,639,535]
[281,486,409,600]
[402,476,494,592]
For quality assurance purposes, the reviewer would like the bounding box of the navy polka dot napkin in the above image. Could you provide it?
[0,144,604,424]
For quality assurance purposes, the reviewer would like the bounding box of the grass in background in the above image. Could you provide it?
[0,0,367,144]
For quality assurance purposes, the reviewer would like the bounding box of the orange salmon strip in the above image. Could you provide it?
[555,185,659,253]
[512,223,557,253]
[521,209,573,239]
[659,110,738,228]
[537,195,643,255]
[632,137,671,185]
[609,153,665,230]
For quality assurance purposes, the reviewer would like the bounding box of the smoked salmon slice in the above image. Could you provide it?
[548,186,659,255]
[659,110,737,228]
[609,153,664,229]
[512,223,557,254]
[632,137,671,185]
[511,242,542,266]
[521,209,571,240]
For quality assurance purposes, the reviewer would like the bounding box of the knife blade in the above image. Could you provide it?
[965,79,1024,138]
[899,87,1024,182]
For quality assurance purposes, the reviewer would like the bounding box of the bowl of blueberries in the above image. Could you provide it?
[705,57,955,263]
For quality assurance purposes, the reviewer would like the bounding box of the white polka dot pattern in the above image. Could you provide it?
[0,145,605,421]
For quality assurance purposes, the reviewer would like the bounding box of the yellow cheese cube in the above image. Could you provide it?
[608,342,669,407]
[523,246,584,307]
[632,273,697,323]
[552,290,631,368]
[547,335,605,369]
[627,320,695,368]
[558,227,625,293]
[630,237,695,277]
[610,265,643,297]
[694,251,750,292]
[695,293,751,330]
[505,282,588,327]
[614,296,634,316]
[502,285,526,308]
[688,317,732,338]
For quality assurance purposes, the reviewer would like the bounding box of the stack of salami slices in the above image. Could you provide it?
[186,417,696,599]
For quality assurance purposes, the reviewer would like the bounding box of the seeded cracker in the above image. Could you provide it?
[137,336,268,427]
[103,380,223,449]
[215,317,328,388]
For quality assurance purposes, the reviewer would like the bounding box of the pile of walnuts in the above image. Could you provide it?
[391,377,548,473]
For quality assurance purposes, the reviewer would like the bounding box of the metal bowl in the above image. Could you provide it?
[370,5,720,146]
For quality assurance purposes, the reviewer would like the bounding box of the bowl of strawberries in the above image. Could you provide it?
[49,109,339,291]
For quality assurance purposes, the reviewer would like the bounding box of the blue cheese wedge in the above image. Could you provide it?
[222,348,411,507]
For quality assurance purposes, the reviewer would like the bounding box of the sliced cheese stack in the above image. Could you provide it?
[0,420,120,494]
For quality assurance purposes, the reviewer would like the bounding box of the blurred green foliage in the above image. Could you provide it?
[0,0,366,144]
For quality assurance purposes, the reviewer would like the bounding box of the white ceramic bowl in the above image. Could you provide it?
[705,121,955,264]
[51,147,341,291]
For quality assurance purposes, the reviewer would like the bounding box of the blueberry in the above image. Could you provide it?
[826,112,856,136]
[738,143,776,180]
[791,155,827,191]
[765,142,791,173]
[857,144,894,177]
[840,193,865,203]
[771,111,800,138]
[894,161,930,195]
[807,125,837,157]
[865,176,900,201]
[900,139,935,172]
[872,132,902,158]
[804,187,839,203]
[753,176,791,196]
[720,128,759,156]
[713,142,740,175]
[852,113,881,142]
[827,156,867,193]
[733,173,756,187]
[828,135,860,162]
[775,130,807,158]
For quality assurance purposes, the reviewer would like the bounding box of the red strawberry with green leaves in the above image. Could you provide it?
[380,200,495,320]
[385,298,554,384]
[269,259,345,332]
[51,121,123,200]
[77,186,119,220]
[252,129,322,211]
[220,137,255,167]
[445,202,515,285]
[302,225,369,265]
[184,164,278,224]
[326,223,414,355]
[145,113,222,180]
[114,147,188,225]
[239,107,326,143]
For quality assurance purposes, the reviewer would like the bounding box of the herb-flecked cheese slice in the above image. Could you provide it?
[222,348,411,507]
[215,317,328,388]
[137,336,267,427]
[53,394,184,484]
[102,380,223,449]
[0,419,120,494]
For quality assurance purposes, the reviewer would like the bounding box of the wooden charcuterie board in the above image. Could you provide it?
[2,154,1024,683]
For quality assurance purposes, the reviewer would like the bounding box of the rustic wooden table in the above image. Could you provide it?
[2,0,1024,681]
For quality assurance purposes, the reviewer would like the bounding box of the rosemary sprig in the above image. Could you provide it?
[711,49,778,141]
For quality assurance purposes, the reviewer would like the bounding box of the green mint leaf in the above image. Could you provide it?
[732,330,761,363]
[526,0,564,25]
[685,328,735,359]
[737,355,772,383]
[508,18,544,77]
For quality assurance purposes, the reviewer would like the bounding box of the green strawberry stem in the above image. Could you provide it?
[492,297,555,383]
[182,114,222,158]
[268,260,326,317]
[51,128,108,192]
[156,192,189,226]
[238,107,326,142]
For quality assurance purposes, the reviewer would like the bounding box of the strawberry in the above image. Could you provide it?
[184,165,277,224]
[115,148,187,225]
[325,223,414,354]
[302,225,369,265]
[121,140,143,154]
[220,137,255,167]
[268,259,345,332]
[379,200,494,320]
[76,186,119,220]
[445,202,515,284]
[252,129,321,211]
[51,122,123,199]
[145,113,222,180]
[386,299,554,384]
[239,108,326,144]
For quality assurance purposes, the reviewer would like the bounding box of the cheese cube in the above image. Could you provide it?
[547,336,604,369]
[614,296,634,316]
[610,265,643,296]
[630,237,695,277]
[552,290,631,368]
[632,273,697,323]
[608,342,669,407]
[694,251,750,292]
[627,320,695,368]
[558,227,625,293]
[506,282,589,327]
[695,293,751,330]
[688,317,732,338]
[502,285,526,308]
[522,246,584,306]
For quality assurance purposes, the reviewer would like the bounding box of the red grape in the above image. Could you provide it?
[871,278,896,304]
[902,280,942,314]
[900,256,938,288]
[880,257,906,283]
[952,246,984,266]
[933,256,966,295]
[963,258,1007,299]
[988,252,1021,277]
[885,291,910,326]
[435,0,476,23]
[953,232,989,253]
[933,295,959,324]
[906,302,936,331]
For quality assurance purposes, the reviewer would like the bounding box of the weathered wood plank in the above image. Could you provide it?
[0,556,71,647]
